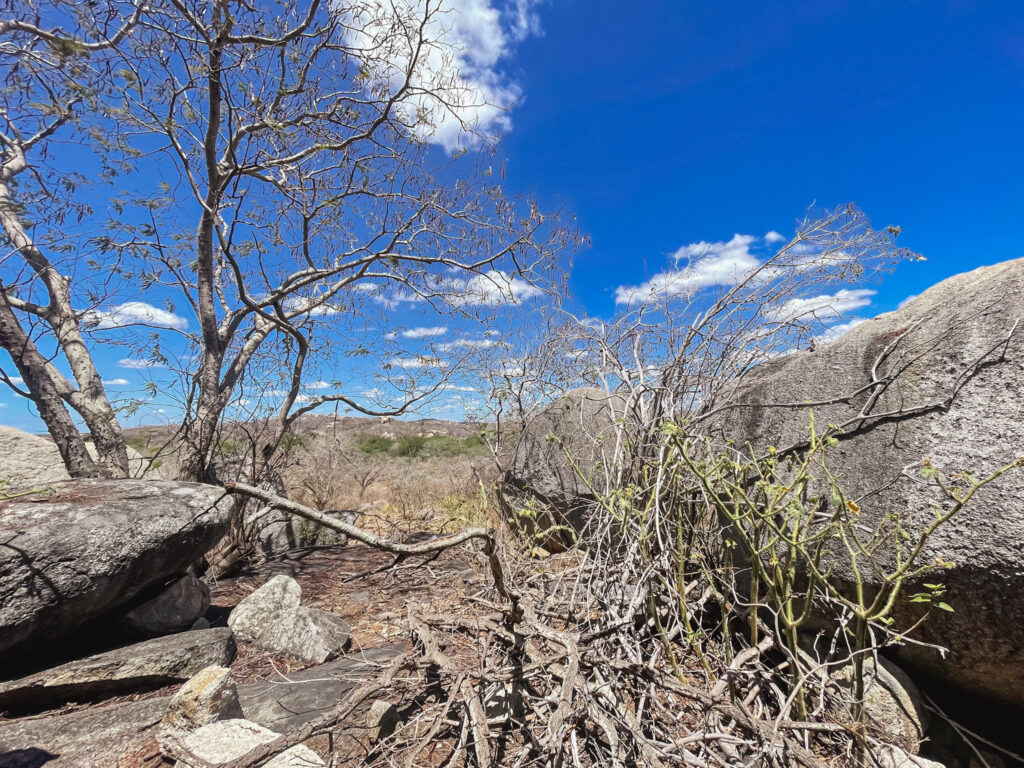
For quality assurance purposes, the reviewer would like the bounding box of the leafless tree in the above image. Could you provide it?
[0,0,574,482]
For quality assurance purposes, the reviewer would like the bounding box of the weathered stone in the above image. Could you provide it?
[162,666,243,734]
[501,388,630,549]
[0,695,169,768]
[170,719,324,768]
[831,656,928,754]
[0,479,231,657]
[0,425,160,492]
[0,645,405,766]
[713,258,1024,704]
[366,699,400,743]
[0,628,236,712]
[249,606,351,664]
[121,572,211,635]
[871,743,950,768]
[239,644,407,732]
[227,574,302,643]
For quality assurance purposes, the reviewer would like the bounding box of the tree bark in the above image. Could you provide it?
[0,292,101,478]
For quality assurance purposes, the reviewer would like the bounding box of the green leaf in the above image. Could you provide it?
[937,602,954,612]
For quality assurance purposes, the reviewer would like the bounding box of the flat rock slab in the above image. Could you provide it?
[0,628,236,713]
[0,695,168,768]
[238,643,407,732]
[0,479,231,656]
[172,719,324,768]
[0,644,406,766]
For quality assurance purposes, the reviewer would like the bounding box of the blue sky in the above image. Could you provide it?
[502,0,1024,315]
[2,0,1023,430]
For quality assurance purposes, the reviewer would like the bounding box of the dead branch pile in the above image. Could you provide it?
[157,483,902,768]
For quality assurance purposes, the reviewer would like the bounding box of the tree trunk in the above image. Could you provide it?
[0,293,101,478]
[0,170,129,477]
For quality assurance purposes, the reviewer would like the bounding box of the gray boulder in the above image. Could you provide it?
[0,645,405,766]
[831,657,928,754]
[501,388,630,549]
[713,258,1024,704]
[228,574,349,664]
[0,628,236,712]
[0,425,160,491]
[228,574,302,642]
[249,606,351,665]
[0,479,231,656]
[121,572,211,635]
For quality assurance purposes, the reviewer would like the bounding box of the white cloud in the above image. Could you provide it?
[765,230,786,244]
[102,378,130,386]
[339,0,543,150]
[284,296,344,316]
[897,294,919,309]
[0,403,7,408]
[454,270,542,305]
[384,331,398,340]
[118,358,165,369]
[766,288,876,323]
[388,356,449,369]
[308,380,332,389]
[445,384,477,392]
[83,302,187,331]
[402,326,448,339]
[439,337,499,351]
[615,234,761,305]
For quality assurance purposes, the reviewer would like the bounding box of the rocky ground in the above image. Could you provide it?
[0,540,492,767]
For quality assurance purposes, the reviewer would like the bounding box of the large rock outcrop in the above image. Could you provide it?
[0,425,159,490]
[0,479,231,656]
[713,259,1024,704]
[500,388,630,548]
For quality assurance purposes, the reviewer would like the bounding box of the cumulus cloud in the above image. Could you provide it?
[102,378,130,386]
[402,326,448,339]
[897,294,919,309]
[339,0,543,150]
[118,358,165,369]
[614,234,761,305]
[439,337,500,350]
[765,230,786,243]
[388,355,449,369]
[284,295,344,316]
[82,301,187,331]
[766,288,876,323]
[453,270,542,305]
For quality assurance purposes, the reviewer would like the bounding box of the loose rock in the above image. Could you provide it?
[162,665,243,734]
[227,574,302,643]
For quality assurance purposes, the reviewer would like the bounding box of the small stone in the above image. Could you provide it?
[366,699,399,743]
[171,718,324,768]
[228,575,302,643]
[162,666,243,734]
